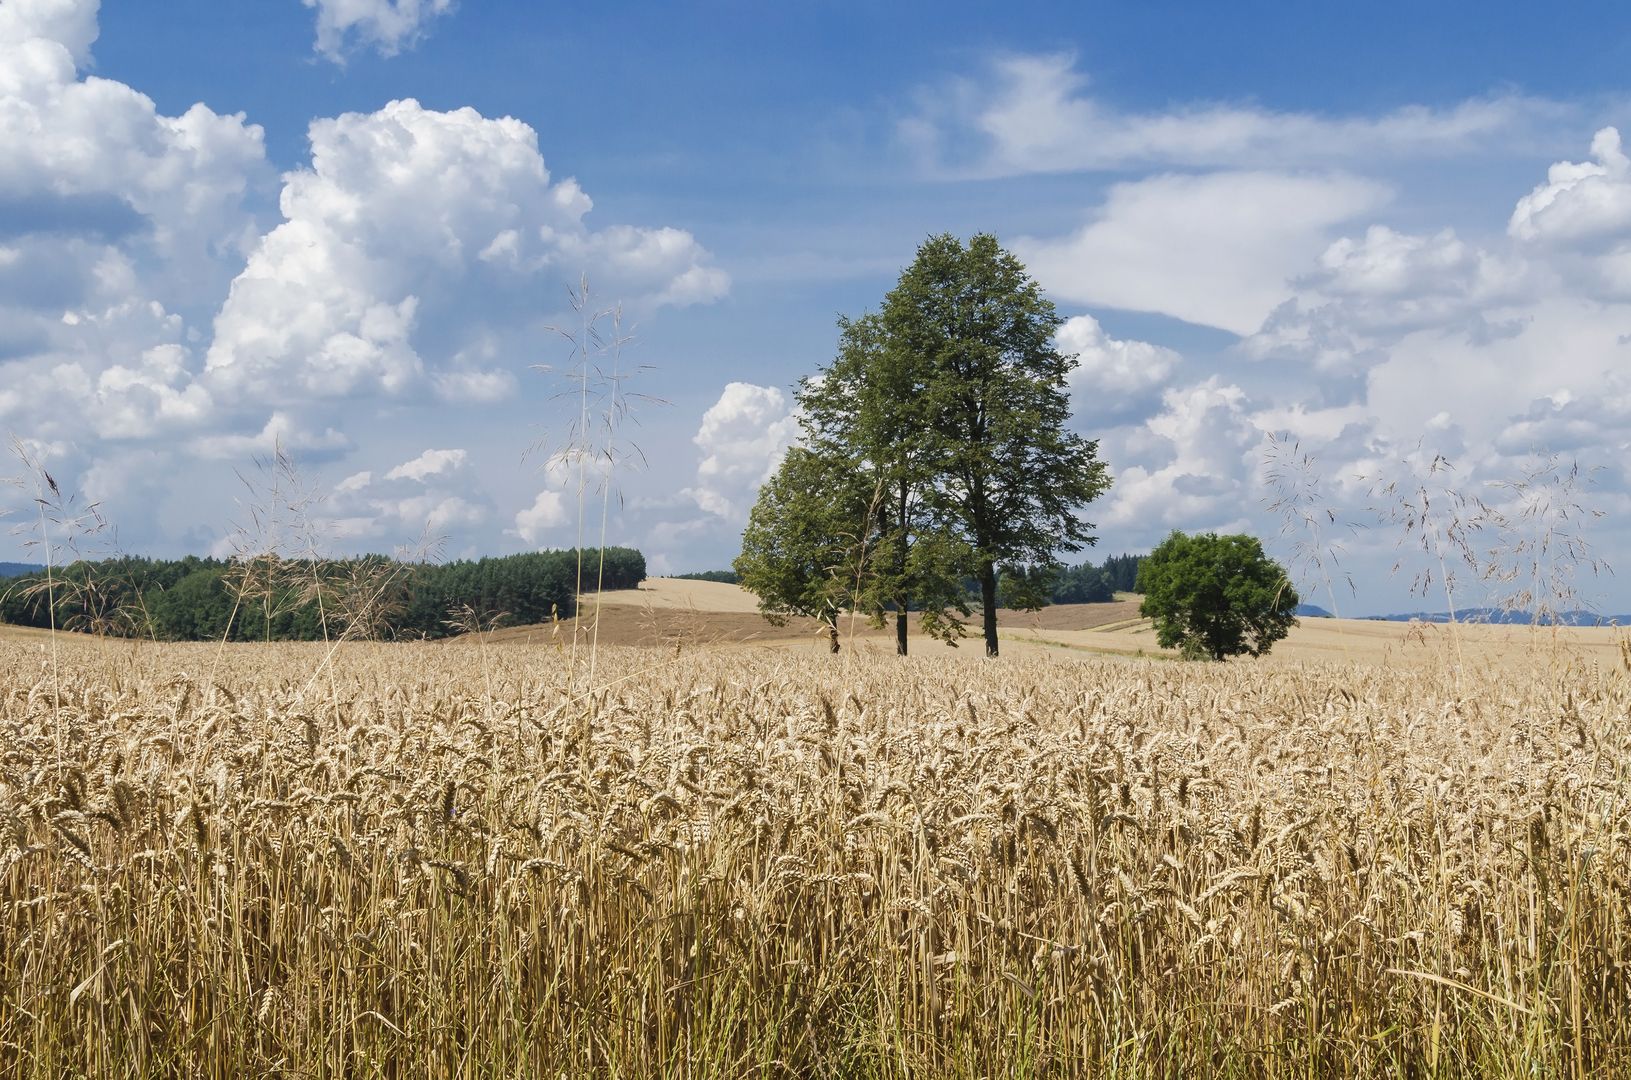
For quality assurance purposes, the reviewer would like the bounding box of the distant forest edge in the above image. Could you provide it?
[1039,553,1144,604]
[0,549,645,641]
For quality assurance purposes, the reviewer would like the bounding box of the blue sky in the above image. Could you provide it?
[3,0,1631,616]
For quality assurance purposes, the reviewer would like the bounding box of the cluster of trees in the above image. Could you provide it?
[735,234,1111,657]
[0,548,645,642]
[1042,553,1145,605]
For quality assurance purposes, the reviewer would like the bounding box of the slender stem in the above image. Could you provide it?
[36,493,59,737]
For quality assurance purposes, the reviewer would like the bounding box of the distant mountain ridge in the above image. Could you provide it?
[1360,608,1628,627]
[1296,602,1626,627]
[0,562,43,579]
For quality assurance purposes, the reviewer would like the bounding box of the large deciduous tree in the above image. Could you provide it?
[797,313,970,654]
[739,232,1108,658]
[889,233,1111,657]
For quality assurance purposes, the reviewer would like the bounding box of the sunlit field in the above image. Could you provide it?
[3,617,1628,1078]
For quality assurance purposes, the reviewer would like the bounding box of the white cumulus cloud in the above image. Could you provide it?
[0,0,99,70]
[0,0,268,455]
[1056,314,1180,419]
[303,0,455,62]
[385,447,468,482]
[190,411,351,460]
[1509,127,1631,245]
[906,52,1550,179]
[0,0,266,276]
[204,98,727,405]
[1103,377,1260,533]
[1244,225,1531,373]
[684,382,800,520]
[1017,171,1386,335]
[321,445,493,544]
[512,491,569,546]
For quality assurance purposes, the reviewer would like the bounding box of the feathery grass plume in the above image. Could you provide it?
[222,439,327,645]
[1368,445,1488,620]
[5,438,110,726]
[1261,432,1358,620]
[328,526,447,644]
[2,447,168,658]
[1477,452,1612,626]
[1365,443,1497,674]
[442,601,508,703]
[527,276,664,690]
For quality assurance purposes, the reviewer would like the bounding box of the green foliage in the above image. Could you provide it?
[147,566,243,641]
[795,307,970,653]
[885,233,1112,655]
[1137,532,1299,661]
[1042,554,1145,604]
[997,563,1060,611]
[746,233,1112,658]
[1048,562,1112,604]
[901,529,976,645]
[0,548,646,641]
[1099,553,1145,594]
[734,448,880,650]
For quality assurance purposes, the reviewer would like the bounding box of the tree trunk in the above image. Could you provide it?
[895,480,909,657]
[979,561,999,657]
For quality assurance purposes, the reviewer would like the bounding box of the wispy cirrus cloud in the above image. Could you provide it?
[902,51,1562,179]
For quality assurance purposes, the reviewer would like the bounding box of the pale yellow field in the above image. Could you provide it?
[576,578,1629,670]
[999,610,1629,668]
[588,576,769,613]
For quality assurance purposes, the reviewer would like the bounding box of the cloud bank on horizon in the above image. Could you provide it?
[1,1,1629,614]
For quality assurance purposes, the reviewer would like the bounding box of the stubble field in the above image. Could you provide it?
[1,609,1629,1077]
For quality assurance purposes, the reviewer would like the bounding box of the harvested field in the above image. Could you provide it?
[512,579,1629,671]
[486,579,1145,650]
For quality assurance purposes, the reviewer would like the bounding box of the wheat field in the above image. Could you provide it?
[1,632,1628,1078]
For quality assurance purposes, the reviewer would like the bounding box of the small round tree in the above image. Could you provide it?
[1137,532,1299,660]
[734,447,878,653]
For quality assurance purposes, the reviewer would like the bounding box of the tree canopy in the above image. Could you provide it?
[1136,532,1299,660]
[796,312,971,653]
[778,233,1113,656]
[733,447,880,652]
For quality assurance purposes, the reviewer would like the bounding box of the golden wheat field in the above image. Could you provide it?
[1,626,1629,1078]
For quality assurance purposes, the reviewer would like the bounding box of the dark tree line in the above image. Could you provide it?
[0,548,645,641]
[672,570,739,584]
